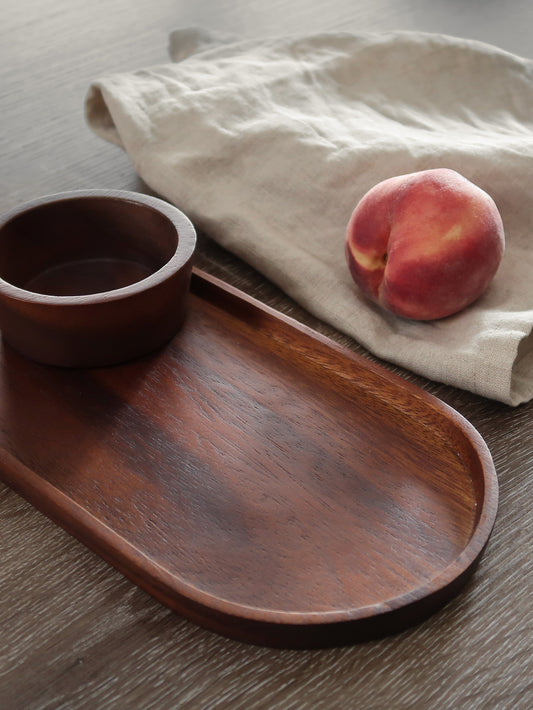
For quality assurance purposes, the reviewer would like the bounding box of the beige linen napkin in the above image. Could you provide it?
[86,27,533,405]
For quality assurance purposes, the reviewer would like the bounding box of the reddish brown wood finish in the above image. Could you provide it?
[0,269,498,648]
[0,190,196,368]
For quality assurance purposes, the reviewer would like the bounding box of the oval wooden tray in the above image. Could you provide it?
[0,269,498,648]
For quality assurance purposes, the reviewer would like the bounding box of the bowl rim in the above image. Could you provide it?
[0,189,197,305]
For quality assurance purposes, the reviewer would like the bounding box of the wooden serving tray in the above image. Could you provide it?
[0,269,498,648]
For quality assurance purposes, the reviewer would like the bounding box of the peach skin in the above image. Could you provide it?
[345,169,505,320]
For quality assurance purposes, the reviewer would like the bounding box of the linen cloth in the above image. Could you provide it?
[85,27,533,405]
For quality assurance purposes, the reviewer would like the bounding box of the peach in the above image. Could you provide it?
[345,168,505,320]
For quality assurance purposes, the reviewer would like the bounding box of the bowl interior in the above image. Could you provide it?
[0,196,179,296]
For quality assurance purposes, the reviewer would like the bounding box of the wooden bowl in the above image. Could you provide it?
[0,190,196,367]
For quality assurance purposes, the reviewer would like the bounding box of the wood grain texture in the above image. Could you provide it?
[1,0,532,707]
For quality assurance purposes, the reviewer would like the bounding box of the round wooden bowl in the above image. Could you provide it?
[0,190,196,367]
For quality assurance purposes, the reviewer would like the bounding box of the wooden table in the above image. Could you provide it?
[1,1,532,707]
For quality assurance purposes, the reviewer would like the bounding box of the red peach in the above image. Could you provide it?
[345,168,505,320]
